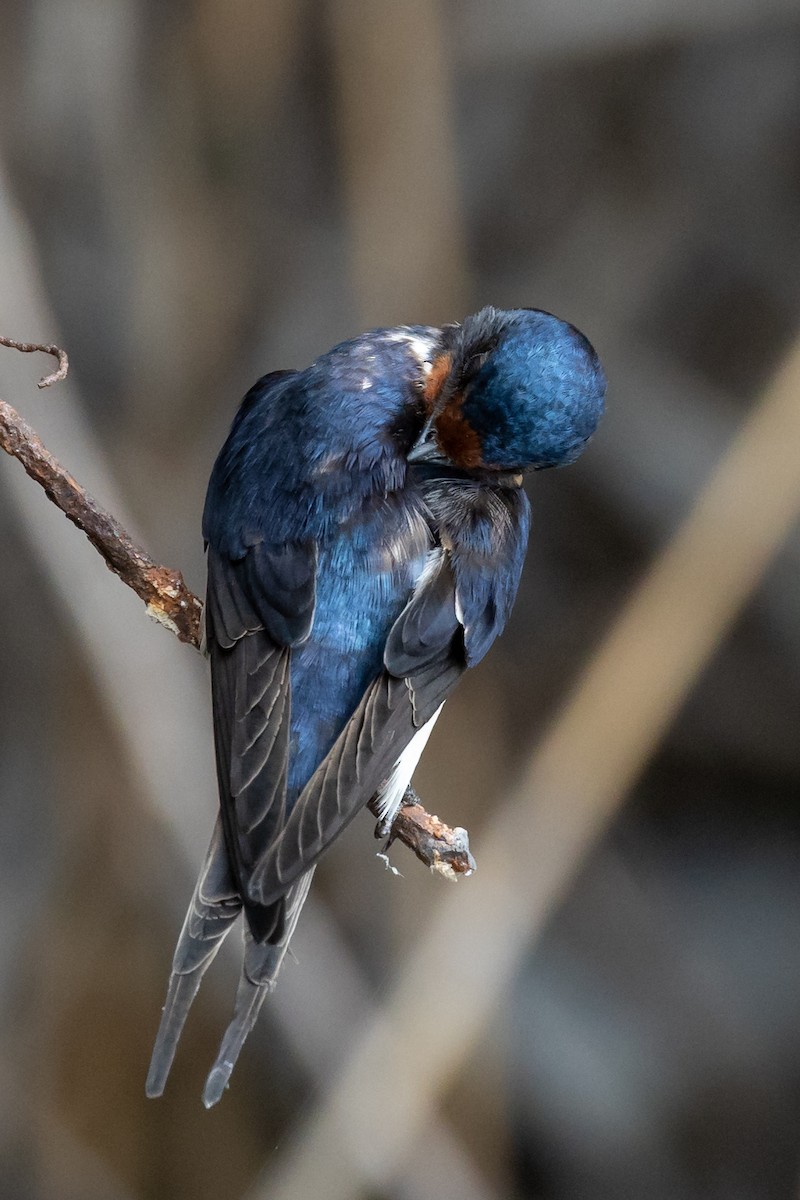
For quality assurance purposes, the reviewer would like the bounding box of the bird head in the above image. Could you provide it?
[410,307,606,473]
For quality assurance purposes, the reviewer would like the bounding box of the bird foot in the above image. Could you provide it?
[373,784,423,841]
[373,815,393,839]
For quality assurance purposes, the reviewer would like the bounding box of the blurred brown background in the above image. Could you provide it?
[1,3,800,1198]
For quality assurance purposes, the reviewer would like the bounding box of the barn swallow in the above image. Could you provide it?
[146,306,605,1106]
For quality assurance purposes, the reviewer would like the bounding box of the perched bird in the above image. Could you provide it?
[146,306,605,1106]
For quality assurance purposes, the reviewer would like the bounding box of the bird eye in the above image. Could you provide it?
[462,349,491,383]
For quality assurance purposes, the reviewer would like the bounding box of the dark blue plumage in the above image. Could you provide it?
[147,306,605,1105]
[460,310,605,469]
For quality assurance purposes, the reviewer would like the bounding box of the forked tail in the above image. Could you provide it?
[146,820,314,1105]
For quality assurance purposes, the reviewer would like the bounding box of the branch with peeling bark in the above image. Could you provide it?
[0,337,476,878]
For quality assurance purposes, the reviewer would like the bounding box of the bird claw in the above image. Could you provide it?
[373,815,393,840]
[373,784,421,841]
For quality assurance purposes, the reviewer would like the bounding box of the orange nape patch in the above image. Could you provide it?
[422,352,453,411]
[436,390,483,469]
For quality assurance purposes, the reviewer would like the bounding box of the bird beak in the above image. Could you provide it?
[408,420,447,465]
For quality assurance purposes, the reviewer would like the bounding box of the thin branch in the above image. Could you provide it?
[0,335,68,388]
[0,336,476,874]
[390,788,476,878]
[0,397,203,645]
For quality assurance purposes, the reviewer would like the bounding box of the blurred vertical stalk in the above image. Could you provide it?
[0,155,496,1200]
[327,0,470,327]
[249,336,800,1200]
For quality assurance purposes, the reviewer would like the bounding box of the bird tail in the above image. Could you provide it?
[201,867,315,1107]
[146,820,241,1098]
[147,820,314,1105]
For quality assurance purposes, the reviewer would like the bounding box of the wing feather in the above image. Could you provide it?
[248,555,465,905]
[206,540,315,941]
[247,481,530,905]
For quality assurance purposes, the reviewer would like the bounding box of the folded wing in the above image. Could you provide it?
[206,538,316,941]
[248,481,531,906]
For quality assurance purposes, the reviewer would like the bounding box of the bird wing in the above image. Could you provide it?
[247,481,531,907]
[205,538,316,941]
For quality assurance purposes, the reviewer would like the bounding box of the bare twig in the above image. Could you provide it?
[0,397,203,646]
[0,335,68,388]
[0,335,473,871]
[388,788,476,878]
